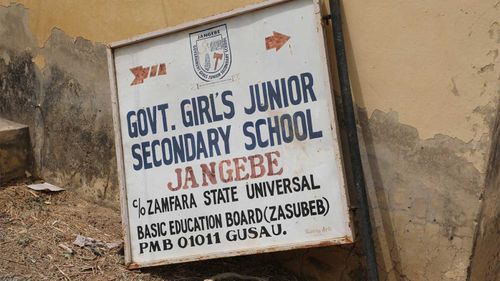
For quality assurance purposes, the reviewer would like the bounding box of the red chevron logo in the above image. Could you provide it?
[130,63,167,86]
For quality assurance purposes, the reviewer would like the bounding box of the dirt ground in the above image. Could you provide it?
[0,182,302,281]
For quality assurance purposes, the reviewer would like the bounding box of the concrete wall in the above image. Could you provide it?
[0,4,118,202]
[469,105,499,281]
[0,0,498,280]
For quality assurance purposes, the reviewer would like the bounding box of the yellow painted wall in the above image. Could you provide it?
[340,0,498,172]
[1,0,262,46]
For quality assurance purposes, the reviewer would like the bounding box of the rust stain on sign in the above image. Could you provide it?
[125,235,353,270]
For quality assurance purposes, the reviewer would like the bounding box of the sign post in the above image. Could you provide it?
[107,0,353,269]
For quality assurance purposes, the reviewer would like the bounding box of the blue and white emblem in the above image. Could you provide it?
[189,24,232,82]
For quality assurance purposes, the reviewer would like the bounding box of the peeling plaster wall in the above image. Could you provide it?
[0,4,118,202]
[0,1,498,280]
[335,1,499,280]
[358,110,483,280]
[337,0,500,173]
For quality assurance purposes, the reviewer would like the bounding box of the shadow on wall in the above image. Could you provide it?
[468,100,500,281]
[336,8,404,277]
[320,1,405,279]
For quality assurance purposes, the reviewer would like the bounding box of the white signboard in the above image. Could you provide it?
[108,0,352,268]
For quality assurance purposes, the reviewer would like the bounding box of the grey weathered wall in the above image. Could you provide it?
[0,4,118,203]
[358,110,483,280]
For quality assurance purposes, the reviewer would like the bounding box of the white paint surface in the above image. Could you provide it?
[111,0,352,267]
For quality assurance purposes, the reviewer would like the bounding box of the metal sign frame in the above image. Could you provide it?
[107,0,353,269]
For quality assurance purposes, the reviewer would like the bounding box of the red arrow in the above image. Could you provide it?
[265,31,290,51]
[130,66,150,85]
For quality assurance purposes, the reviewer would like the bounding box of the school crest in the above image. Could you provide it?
[190,24,232,82]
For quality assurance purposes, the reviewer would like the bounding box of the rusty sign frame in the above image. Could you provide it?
[107,0,353,269]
